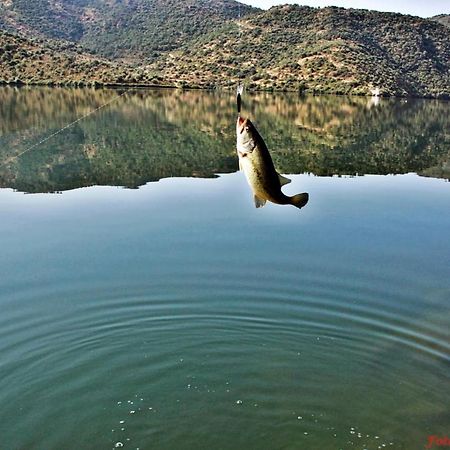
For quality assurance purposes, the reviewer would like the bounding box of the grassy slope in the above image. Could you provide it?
[0,0,258,62]
[0,2,449,97]
[150,5,450,97]
[0,30,164,85]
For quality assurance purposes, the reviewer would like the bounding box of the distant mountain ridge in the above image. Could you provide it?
[430,14,450,28]
[0,0,449,97]
[151,5,450,97]
[0,0,258,61]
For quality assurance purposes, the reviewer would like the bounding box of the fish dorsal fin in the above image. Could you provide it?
[254,194,267,208]
[278,173,291,186]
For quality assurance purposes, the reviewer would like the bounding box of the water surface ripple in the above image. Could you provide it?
[0,89,449,450]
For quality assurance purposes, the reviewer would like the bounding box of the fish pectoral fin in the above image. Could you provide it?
[278,173,291,186]
[253,194,267,208]
[239,159,243,171]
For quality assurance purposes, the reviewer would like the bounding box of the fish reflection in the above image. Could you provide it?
[236,115,309,209]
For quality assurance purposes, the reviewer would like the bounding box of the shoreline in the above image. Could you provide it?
[1,80,449,100]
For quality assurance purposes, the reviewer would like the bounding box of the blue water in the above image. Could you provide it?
[0,88,449,450]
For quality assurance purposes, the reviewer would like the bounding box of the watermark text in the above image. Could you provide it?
[426,436,450,449]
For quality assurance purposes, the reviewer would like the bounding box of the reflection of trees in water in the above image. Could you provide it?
[0,87,119,136]
[0,86,449,193]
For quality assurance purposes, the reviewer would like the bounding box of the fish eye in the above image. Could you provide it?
[245,126,249,131]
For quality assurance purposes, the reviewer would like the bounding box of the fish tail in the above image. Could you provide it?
[289,193,309,209]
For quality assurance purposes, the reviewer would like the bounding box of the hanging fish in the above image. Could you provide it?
[236,109,309,209]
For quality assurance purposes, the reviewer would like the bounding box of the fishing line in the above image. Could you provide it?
[237,84,244,115]
[236,3,244,115]
[1,89,129,167]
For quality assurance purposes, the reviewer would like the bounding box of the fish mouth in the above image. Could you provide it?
[237,116,248,134]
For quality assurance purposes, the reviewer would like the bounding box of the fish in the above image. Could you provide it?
[236,115,309,209]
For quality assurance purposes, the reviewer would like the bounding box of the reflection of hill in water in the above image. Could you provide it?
[0,87,449,193]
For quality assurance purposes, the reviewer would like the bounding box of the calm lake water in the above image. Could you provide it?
[0,87,449,450]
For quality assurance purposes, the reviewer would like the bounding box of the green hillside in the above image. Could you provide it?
[150,5,450,97]
[0,1,449,97]
[0,0,257,62]
[0,30,161,86]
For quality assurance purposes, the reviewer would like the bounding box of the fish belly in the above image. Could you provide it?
[240,156,270,200]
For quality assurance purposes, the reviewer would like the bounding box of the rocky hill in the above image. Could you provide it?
[0,30,160,85]
[0,1,449,97]
[150,5,450,97]
[431,14,450,27]
[0,0,257,62]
